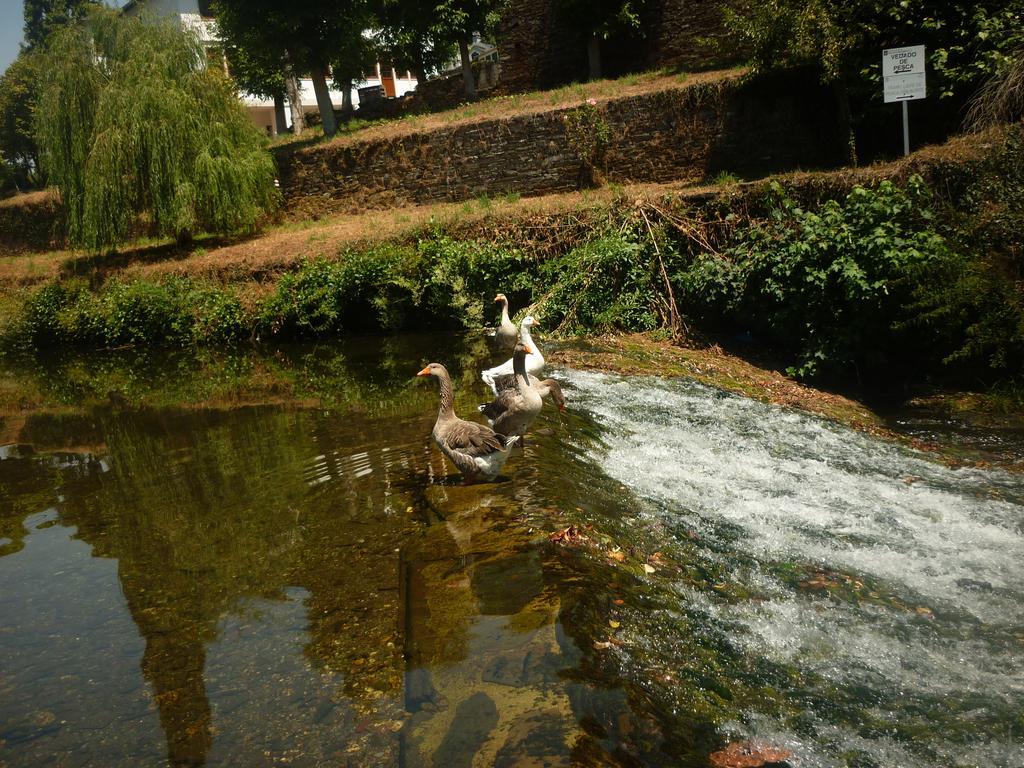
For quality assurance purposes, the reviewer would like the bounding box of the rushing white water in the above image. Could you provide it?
[563,370,1024,768]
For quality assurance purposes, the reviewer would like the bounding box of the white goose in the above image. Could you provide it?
[481,316,545,395]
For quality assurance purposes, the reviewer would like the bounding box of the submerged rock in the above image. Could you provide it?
[431,691,498,768]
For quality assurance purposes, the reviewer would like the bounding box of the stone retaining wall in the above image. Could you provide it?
[278,71,847,218]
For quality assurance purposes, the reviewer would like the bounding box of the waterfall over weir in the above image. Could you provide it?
[564,370,1024,768]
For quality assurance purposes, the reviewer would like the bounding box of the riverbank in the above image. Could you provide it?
[1,126,1021,459]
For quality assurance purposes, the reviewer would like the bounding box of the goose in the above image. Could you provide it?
[489,374,566,413]
[417,362,519,482]
[489,293,518,351]
[478,342,544,437]
[481,316,544,395]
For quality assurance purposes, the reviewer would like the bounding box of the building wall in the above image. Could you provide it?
[495,0,587,93]
[277,71,847,218]
[495,0,743,94]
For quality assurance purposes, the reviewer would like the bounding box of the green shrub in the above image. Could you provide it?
[14,276,251,349]
[537,233,661,334]
[191,288,248,344]
[103,280,194,346]
[676,176,954,380]
[910,126,1024,380]
[20,281,81,345]
[563,100,612,187]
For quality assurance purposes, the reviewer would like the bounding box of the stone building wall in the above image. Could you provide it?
[277,71,847,218]
[495,0,741,95]
[494,0,588,94]
[643,0,744,72]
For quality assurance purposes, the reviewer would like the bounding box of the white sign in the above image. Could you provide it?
[883,45,926,103]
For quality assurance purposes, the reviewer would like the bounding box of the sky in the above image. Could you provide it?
[1,0,24,72]
[1,0,126,73]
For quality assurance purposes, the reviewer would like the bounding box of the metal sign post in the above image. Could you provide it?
[882,45,927,156]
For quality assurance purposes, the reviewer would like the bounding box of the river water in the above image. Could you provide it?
[1,337,1021,767]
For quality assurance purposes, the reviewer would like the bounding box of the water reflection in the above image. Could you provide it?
[6,339,1022,766]
[0,337,627,767]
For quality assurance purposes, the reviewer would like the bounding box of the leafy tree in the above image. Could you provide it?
[726,0,1024,160]
[327,3,380,117]
[0,152,15,196]
[22,0,98,49]
[374,0,454,85]
[215,0,373,136]
[553,0,646,80]
[34,9,278,250]
[0,51,44,189]
[432,0,504,98]
[375,0,504,99]
[214,11,292,134]
[227,46,290,133]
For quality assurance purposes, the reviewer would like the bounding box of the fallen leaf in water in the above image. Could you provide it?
[916,606,935,619]
[643,564,656,574]
[593,641,614,650]
[608,549,626,562]
[549,526,589,546]
[901,475,921,485]
[709,741,793,767]
[801,573,839,589]
[613,599,625,605]
[609,620,621,629]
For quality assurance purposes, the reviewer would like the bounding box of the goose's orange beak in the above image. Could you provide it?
[532,319,540,327]
[524,344,533,354]
[416,366,431,377]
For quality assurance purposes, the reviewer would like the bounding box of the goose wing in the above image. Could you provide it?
[439,419,512,476]
[479,389,518,422]
[443,418,506,455]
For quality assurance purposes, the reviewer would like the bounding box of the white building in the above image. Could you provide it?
[122,0,419,135]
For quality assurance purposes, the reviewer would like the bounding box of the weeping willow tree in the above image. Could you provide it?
[35,9,279,250]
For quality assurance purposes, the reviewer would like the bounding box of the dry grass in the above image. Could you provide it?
[31,184,671,285]
[0,188,59,209]
[282,68,742,155]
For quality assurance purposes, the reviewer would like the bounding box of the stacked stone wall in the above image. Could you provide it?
[278,72,846,218]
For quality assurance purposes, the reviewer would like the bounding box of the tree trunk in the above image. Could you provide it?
[285,69,305,134]
[412,64,428,85]
[833,78,857,166]
[273,93,287,136]
[587,33,602,80]
[310,65,338,136]
[340,78,354,120]
[459,38,477,100]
